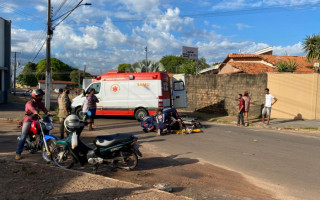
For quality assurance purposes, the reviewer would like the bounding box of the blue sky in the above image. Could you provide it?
[1,0,320,74]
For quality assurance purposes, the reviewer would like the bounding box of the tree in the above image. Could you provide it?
[70,69,91,87]
[276,60,297,72]
[118,63,131,71]
[160,55,210,74]
[70,70,80,86]
[127,60,165,72]
[303,34,320,71]
[17,74,38,87]
[160,55,184,73]
[36,58,75,81]
[17,62,38,86]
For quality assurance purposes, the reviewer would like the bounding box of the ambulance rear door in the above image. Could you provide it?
[172,74,187,108]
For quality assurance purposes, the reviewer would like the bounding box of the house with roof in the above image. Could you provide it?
[38,80,75,90]
[217,47,314,74]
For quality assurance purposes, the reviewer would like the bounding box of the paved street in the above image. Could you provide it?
[1,114,320,199]
[90,117,320,200]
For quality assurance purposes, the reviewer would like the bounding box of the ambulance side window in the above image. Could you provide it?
[173,81,184,91]
[86,83,101,94]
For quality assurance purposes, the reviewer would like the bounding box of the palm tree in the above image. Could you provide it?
[303,34,320,71]
[126,60,165,72]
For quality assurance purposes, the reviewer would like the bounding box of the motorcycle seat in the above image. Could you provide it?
[94,134,133,147]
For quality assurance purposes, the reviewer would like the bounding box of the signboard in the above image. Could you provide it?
[182,46,198,60]
[314,63,319,67]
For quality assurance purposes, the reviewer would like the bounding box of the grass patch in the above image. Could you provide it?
[283,127,295,130]
[299,127,319,131]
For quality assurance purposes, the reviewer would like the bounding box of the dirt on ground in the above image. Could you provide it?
[0,120,276,200]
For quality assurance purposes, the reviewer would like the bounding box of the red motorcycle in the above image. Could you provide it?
[17,114,58,162]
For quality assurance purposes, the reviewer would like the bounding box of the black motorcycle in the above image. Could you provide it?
[51,118,142,172]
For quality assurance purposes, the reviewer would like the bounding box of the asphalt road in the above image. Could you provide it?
[91,117,320,200]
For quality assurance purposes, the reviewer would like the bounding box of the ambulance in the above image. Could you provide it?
[71,70,187,121]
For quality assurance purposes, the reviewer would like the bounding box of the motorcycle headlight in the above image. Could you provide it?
[45,123,54,130]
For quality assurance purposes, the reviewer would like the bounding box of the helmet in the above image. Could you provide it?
[64,114,81,130]
[32,89,45,100]
[157,108,163,113]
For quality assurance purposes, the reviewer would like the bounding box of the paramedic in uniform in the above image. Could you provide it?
[163,107,183,130]
[141,115,156,133]
[156,109,169,136]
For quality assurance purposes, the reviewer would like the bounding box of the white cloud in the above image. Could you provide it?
[35,5,46,12]
[117,0,161,14]
[273,42,305,56]
[8,0,309,75]
[236,23,252,30]
[212,0,320,10]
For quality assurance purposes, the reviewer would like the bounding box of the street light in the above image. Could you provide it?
[45,1,91,110]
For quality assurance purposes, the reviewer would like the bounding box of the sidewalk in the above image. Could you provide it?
[180,111,320,132]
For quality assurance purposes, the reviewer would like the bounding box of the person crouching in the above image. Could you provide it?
[141,115,156,133]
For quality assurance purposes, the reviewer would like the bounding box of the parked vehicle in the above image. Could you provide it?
[54,88,60,93]
[17,114,58,162]
[52,115,142,172]
[71,71,187,121]
[24,89,33,96]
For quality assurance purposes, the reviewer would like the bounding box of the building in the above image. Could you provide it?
[38,80,75,90]
[199,64,220,74]
[217,47,314,74]
[0,17,11,104]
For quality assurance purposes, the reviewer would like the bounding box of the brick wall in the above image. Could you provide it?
[185,73,267,116]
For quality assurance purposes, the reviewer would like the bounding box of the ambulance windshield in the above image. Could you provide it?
[86,83,101,94]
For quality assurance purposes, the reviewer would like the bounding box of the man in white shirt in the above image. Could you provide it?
[262,88,278,125]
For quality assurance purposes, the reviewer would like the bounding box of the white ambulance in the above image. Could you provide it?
[71,70,187,121]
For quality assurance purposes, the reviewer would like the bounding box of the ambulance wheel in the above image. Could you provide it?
[135,108,148,121]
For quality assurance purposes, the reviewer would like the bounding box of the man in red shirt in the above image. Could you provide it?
[237,94,245,126]
[15,89,52,160]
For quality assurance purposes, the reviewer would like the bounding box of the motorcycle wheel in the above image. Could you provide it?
[42,139,56,163]
[119,150,138,170]
[52,144,74,169]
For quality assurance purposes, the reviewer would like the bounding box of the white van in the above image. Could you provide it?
[71,71,187,120]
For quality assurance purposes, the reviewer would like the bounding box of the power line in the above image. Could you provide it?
[31,38,48,63]
[65,1,320,25]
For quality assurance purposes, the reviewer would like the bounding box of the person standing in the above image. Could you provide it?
[15,89,52,160]
[81,94,89,121]
[242,91,250,125]
[57,88,63,103]
[88,88,99,131]
[237,94,245,126]
[262,88,278,125]
[58,89,71,139]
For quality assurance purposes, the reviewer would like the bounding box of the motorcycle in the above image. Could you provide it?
[52,115,142,173]
[17,114,58,162]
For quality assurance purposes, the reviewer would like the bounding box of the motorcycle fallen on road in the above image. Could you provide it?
[17,114,58,162]
[51,115,142,173]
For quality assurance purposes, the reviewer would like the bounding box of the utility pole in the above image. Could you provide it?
[82,65,86,89]
[45,0,53,110]
[13,52,16,95]
[78,70,81,87]
[145,46,148,62]
[11,52,20,95]
[83,65,86,79]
